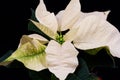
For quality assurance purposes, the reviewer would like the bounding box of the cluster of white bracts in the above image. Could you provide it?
[1,0,120,80]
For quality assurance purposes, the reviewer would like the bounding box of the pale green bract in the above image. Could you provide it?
[30,20,58,39]
[1,0,120,80]
[2,35,47,71]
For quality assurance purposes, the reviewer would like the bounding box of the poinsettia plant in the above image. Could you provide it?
[0,0,120,80]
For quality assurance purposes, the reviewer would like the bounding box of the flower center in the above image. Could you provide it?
[56,32,65,44]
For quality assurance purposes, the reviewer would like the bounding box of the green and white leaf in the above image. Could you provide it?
[30,20,58,40]
[3,39,47,71]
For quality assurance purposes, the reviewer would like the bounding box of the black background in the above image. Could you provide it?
[0,0,120,80]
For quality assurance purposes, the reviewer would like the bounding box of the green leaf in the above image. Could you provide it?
[66,58,98,80]
[85,47,104,55]
[2,39,47,71]
[29,69,51,80]
[81,48,115,71]
[0,50,13,62]
[86,74,98,80]
[84,46,115,68]
[0,50,13,66]
[66,74,80,80]
[103,47,116,68]
[51,74,58,80]
[30,8,38,21]
[85,46,113,56]
[75,58,90,80]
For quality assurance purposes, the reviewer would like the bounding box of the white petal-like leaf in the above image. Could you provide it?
[35,0,58,33]
[73,15,120,58]
[45,40,78,80]
[73,11,110,29]
[82,10,110,20]
[35,0,50,18]
[5,39,47,71]
[64,27,79,42]
[56,10,64,31]
[59,0,81,31]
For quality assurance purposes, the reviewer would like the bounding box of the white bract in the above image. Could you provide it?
[1,0,120,80]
